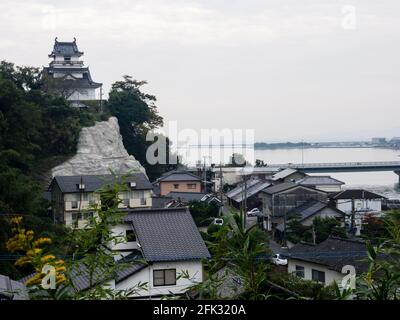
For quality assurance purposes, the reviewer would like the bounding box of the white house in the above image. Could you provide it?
[331,189,386,235]
[108,207,211,298]
[287,237,368,288]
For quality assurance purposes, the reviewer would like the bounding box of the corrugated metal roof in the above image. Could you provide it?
[272,168,299,181]
[230,181,271,203]
[332,189,386,200]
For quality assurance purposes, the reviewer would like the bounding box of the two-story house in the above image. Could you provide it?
[155,170,202,196]
[49,173,153,228]
[257,182,328,231]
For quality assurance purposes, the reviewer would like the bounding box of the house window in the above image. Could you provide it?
[153,269,176,286]
[312,269,325,284]
[140,198,147,205]
[187,183,196,189]
[64,56,71,61]
[126,230,136,242]
[173,184,179,189]
[122,198,129,206]
[295,265,305,278]
[71,201,78,209]
[84,212,94,220]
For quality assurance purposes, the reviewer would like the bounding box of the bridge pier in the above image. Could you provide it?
[395,171,400,184]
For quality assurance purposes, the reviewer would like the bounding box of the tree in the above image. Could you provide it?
[107,75,176,181]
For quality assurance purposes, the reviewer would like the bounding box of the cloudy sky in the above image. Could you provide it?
[1,0,399,142]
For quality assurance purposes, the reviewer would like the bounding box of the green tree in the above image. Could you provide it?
[107,75,175,181]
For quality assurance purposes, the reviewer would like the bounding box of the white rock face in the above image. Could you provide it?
[52,117,146,177]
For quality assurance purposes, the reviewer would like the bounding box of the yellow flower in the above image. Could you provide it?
[10,216,23,225]
[40,254,56,264]
[33,237,52,247]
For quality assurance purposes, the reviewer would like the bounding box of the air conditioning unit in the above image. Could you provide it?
[129,182,137,188]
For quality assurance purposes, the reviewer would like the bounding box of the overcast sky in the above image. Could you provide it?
[1,0,399,142]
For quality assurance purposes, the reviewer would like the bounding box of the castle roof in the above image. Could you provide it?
[48,37,83,57]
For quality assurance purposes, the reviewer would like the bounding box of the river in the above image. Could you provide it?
[178,147,400,199]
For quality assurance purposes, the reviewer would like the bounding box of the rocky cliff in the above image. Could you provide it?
[52,117,146,177]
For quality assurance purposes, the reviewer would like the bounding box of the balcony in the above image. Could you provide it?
[50,60,84,67]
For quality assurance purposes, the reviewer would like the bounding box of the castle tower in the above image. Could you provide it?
[43,37,102,106]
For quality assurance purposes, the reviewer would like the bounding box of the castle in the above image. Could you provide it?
[43,38,102,106]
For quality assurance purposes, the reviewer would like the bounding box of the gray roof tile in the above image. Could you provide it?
[123,207,210,262]
[157,170,201,182]
[52,173,152,193]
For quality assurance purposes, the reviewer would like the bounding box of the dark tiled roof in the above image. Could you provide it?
[167,192,207,203]
[331,189,386,200]
[298,176,345,186]
[272,168,303,181]
[49,39,83,56]
[287,237,369,273]
[287,199,344,222]
[123,207,210,262]
[52,173,152,193]
[0,274,29,300]
[261,182,298,195]
[44,67,102,89]
[151,196,173,208]
[157,170,201,182]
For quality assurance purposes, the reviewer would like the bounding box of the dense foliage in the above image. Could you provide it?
[188,201,219,227]
[0,61,100,277]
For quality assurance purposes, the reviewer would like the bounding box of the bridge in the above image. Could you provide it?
[267,161,400,180]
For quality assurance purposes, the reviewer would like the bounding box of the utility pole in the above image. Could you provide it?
[350,197,356,235]
[243,172,248,229]
[301,139,304,166]
[219,164,223,203]
[283,197,287,247]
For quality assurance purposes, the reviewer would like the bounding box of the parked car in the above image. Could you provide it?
[246,208,261,217]
[272,253,287,266]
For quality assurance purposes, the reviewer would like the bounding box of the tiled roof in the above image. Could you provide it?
[52,173,152,193]
[298,176,345,186]
[331,189,386,200]
[167,192,207,203]
[44,67,102,89]
[123,207,210,262]
[287,237,369,273]
[157,170,201,182]
[151,196,173,208]
[276,200,344,232]
[261,182,298,195]
[49,39,83,57]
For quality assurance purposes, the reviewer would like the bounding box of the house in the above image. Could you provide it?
[258,183,328,231]
[275,200,345,241]
[43,38,102,104]
[226,179,271,210]
[271,168,307,183]
[49,173,153,228]
[107,207,211,298]
[0,274,29,300]
[286,237,368,287]
[156,170,202,196]
[331,189,386,235]
[297,176,344,193]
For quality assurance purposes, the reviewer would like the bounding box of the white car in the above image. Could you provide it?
[272,254,287,266]
[246,208,261,217]
[213,218,224,226]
